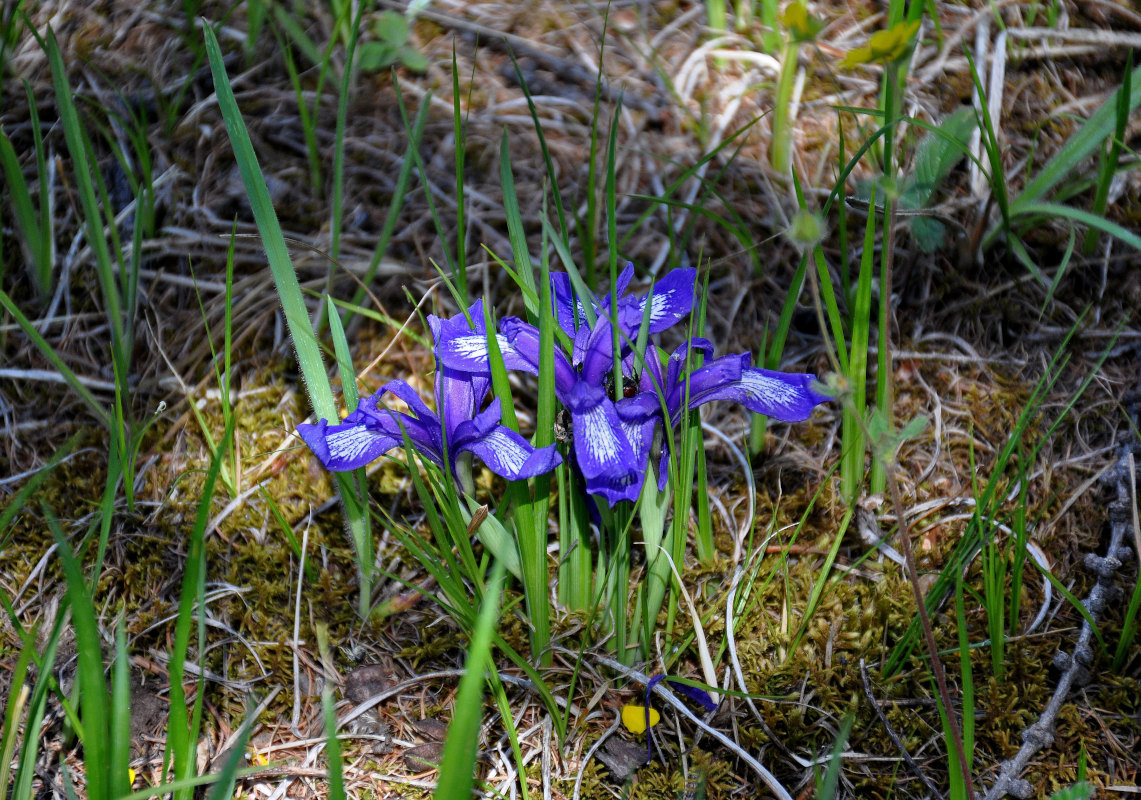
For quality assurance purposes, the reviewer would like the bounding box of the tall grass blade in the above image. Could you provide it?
[315,624,347,800]
[47,505,110,800]
[0,91,51,295]
[499,131,538,317]
[1010,58,1141,217]
[0,627,37,795]
[110,621,132,799]
[949,576,976,800]
[206,710,255,800]
[393,73,459,296]
[345,94,429,323]
[1085,49,1131,254]
[166,414,233,800]
[841,183,877,504]
[205,24,374,614]
[327,296,359,413]
[451,44,469,303]
[204,26,333,418]
[433,563,505,800]
[9,583,72,800]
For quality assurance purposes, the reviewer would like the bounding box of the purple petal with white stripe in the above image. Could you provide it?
[617,267,696,335]
[296,417,404,471]
[549,272,588,340]
[688,359,831,422]
[462,427,563,480]
[564,381,638,487]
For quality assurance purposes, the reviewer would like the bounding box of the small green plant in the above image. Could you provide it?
[357,11,428,73]
[769,1,823,173]
[0,85,53,296]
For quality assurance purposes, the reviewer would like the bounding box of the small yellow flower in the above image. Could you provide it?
[839,19,920,68]
[251,751,269,766]
[780,1,823,43]
[620,704,660,734]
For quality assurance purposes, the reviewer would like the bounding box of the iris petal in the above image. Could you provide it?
[461,427,563,480]
[501,317,577,398]
[296,418,404,472]
[690,364,830,422]
[618,267,696,335]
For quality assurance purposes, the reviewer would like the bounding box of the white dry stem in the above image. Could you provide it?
[701,420,755,566]
[725,566,765,729]
[592,654,795,800]
[291,510,311,736]
[572,712,624,800]
[653,545,719,704]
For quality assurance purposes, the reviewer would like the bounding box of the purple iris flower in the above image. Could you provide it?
[436,266,697,505]
[296,300,562,486]
[620,338,832,489]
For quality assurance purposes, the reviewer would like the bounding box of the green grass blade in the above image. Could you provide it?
[11,608,64,800]
[393,73,459,294]
[315,624,347,800]
[345,95,429,323]
[110,620,132,799]
[499,130,539,318]
[841,181,877,504]
[329,2,366,265]
[47,30,127,368]
[166,414,233,798]
[0,125,48,295]
[1112,469,1141,669]
[1012,58,1141,216]
[507,49,569,243]
[451,43,469,303]
[205,24,374,614]
[1085,49,1132,254]
[205,711,255,800]
[950,577,975,800]
[0,626,37,795]
[487,674,530,800]
[204,25,334,419]
[47,505,110,800]
[327,296,358,413]
[1016,202,1141,251]
[0,432,83,542]
[433,563,505,800]
[270,2,321,66]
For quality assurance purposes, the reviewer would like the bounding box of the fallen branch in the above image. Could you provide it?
[981,444,1138,800]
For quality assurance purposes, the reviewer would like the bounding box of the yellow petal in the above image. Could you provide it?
[780,1,820,42]
[128,768,137,785]
[621,704,660,735]
[839,45,873,69]
[839,19,919,68]
[868,20,919,62]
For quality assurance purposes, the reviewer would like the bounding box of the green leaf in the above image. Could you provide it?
[374,11,409,47]
[1047,784,1094,800]
[356,42,392,72]
[904,107,976,208]
[399,46,427,72]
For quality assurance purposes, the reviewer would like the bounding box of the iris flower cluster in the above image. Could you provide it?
[297,266,830,504]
